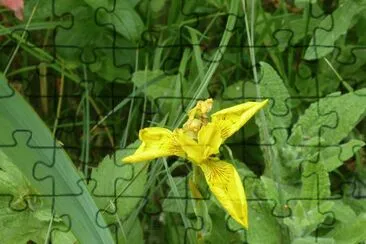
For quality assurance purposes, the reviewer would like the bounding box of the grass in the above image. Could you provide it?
[0,0,366,243]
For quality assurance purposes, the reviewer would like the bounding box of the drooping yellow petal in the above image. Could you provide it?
[122,127,185,163]
[199,159,248,228]
[197,123,222,159]
[211,100,268,141]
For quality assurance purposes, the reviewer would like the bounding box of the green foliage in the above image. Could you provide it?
[88,141,147,224]
[289,89,366,146]
[0,151,77,244]
[305,0,366,60]
[2,0,366,243]
[0,74,114,243]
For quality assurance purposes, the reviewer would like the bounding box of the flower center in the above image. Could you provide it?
[182,99,213,139]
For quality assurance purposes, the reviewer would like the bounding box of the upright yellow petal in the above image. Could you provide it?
[122,127,185,163]
[211,100,268,141]
[199,159,248,228]
[175,129,205,164]
[197,123,222,158]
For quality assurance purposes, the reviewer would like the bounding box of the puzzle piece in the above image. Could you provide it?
[1,0,366,243]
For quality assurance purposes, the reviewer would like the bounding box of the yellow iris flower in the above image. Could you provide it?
[122,98,268,228]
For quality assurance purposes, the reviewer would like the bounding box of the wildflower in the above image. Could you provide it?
[122,98,268,228]
[0,0,24,20]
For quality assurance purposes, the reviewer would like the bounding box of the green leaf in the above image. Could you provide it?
[84,0,111,8]
[162,177,195,214]
[24,0,84,20]
[257,62,292,144]
[132,69,180,114]
[132,70,174,99]
[203,204,243,244]
[329,201,357,224]
[104,1,144,42]
[55,6,112,64]
[320,139,365,172]
[284,200,334,238]
[0,74,114,243]
[289,88,366,146]
[116,211,144,244]
[247,203,286,243]
[150,0,167,12]
[0,151,77,244]
[256,62,296,180]
[301,162,330,209]
[305,1,366,60]
[0,150,31,196]
[52,230,78,244]
[261,176,300,214]
[295,61,340,98]
[89,142,147,224]
[325,213,366,244]
[292,237,335,244]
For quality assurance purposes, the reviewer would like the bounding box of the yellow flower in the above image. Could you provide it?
[122,99,268,228]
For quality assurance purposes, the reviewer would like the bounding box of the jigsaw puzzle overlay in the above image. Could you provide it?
[0,0,366,243]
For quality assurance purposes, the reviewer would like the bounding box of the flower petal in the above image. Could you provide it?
[211,100,268,141]
[122,127,185,163]
[197,123,222,158]
[0,0,24,20]
[199,159,248,228]
[175,129,204,164]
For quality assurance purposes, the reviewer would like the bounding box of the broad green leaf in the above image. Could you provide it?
[292,237,335,244]
[261,176,300,214]
[0,75,114,243]
[84,0,111,8]
[247,203,286,244]
[289,88,366,146]
[204,204,244,244]
[330,201,357,224]
[325,213,366,244]
[132,70,175,100]
[52,231,78,244]
[256,62,295,180]
[284,200,334,238]
[24,0,84,19]
[55,6,112,64]
[150,0,167,12]
[257,62,292,144]
[301,162,330,209]
[0,151,77,244]
[305,1,366,60]
[321,139,365,172]
[88,142,147,224]
[104,1,144,42]
[132,69,180,115]
[0,150,31,196]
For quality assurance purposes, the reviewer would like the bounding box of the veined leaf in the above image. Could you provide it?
[325,213,366,244]
[257,62,292,135]
[88,142,147,225]
[289,88,366,146]
[0,150,77,244]
[321,139,365,172]
[305,1,366,60]
[0,75,114,243]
